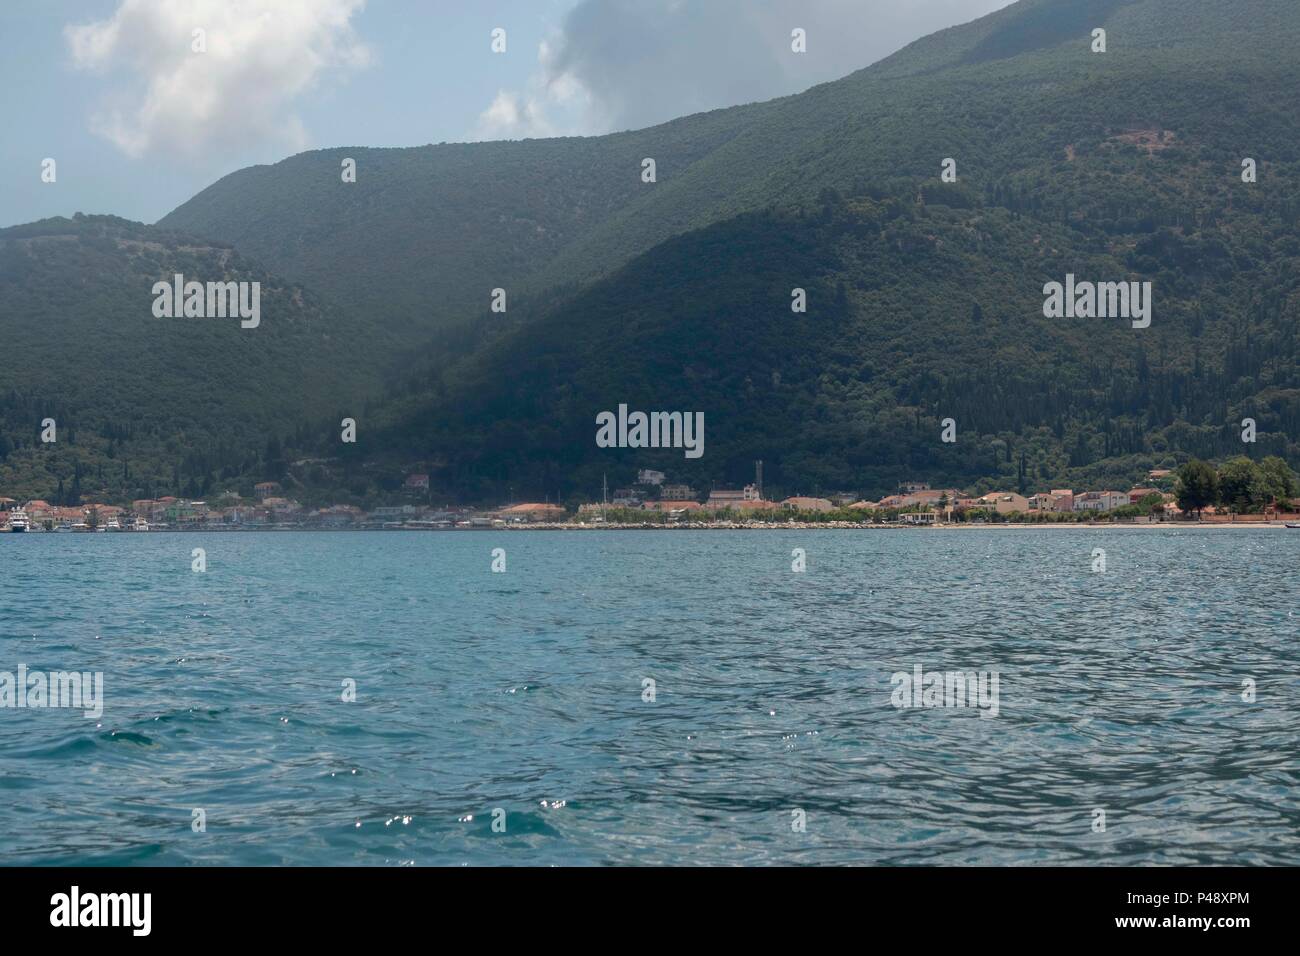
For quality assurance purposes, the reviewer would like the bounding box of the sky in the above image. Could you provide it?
[0,0,1015,228]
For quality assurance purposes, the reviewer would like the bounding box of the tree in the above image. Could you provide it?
[1217,456,1265,514]
[1258,456,1299,507]
[1175,459,1218,518]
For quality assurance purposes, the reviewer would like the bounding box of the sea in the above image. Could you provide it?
[1,528,1296,866]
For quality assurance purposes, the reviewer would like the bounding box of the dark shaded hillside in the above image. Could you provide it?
[9,0,1299,506]
[300,0,1300,503]
[354,164,1300,502]
[0,215,388,501]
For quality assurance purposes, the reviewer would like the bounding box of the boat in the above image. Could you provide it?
[7,509,29,533]
[1286,522,1300,529]
[105,518,121,532]
[133,518,150,532]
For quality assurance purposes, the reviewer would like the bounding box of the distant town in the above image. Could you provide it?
[4,464,1298,532]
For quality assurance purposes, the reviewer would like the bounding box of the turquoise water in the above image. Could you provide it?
[1,528,1296,866]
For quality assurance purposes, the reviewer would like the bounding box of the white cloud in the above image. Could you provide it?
[66,0,371,160]
[471,37,597,142]
[473,0,1015,141]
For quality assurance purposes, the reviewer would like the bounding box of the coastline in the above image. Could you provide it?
[4,520,1294,533]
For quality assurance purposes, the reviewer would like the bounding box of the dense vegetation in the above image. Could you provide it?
[4,0,1300,507]
[346,177,1300,503]
[0,215,389,502]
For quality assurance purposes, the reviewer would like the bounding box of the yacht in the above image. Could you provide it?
[105,518,122,532]
[133,517,150,532]
[7,509,30,533]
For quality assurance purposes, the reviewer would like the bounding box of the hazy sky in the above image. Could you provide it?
[1,0,1014,228]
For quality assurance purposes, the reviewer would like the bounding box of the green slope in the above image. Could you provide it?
[158,106,766,338]
[353,179,1300,502]
[159,0,1300,354]
[0,215,389,502]
[334,0,1300,502]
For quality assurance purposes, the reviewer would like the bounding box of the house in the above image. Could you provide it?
[643,500,703,512]
[1074,491,1129,512]
[499,503,566,522]
[782,496,835,512]
[706,485,762,509]
[849,500,880,510]
[262,497,302,517]
[733,499,779,511]
[636,469,666,486]
[1028,493,1058,511]
[404,473,430,491]
[906,489,962,507]
[254,482,280,500]
[1050,490,1075,513]
[900,482,931,494]
[661,483,695,500]
[317,505,362,527]
[1128,488,1161,504]
[977,492,1030,514]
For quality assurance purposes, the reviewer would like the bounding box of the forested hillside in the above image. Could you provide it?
[348,175,1300,502]
[158,106,766,340]
[5,0,1299,506]
[160,0,1300,351]
[0,215,389,502]
[307,0,1300,503]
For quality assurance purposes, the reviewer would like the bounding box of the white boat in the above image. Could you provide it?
[105,518,121,531]
[7,509,30,533]
[133,518,150,532]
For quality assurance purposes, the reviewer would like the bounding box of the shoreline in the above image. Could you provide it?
[4,521,1295,534]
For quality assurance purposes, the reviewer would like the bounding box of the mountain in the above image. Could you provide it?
[356,187,1300,502]
[325,0,1300,502]
[158,106,767,339]
[159,0,1300,351]
[6,0,1299,506]
[0,215,390,502]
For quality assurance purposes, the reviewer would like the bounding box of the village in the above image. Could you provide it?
[4,466,1297,532]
